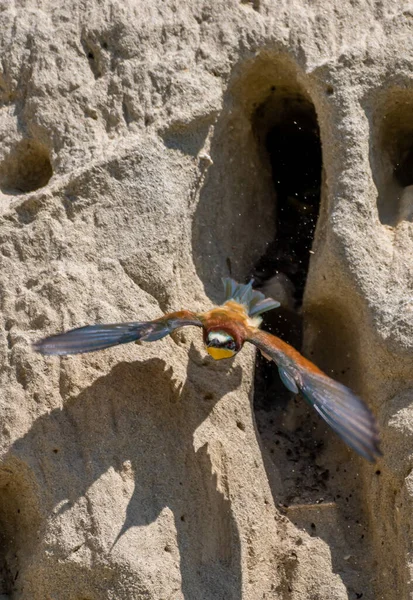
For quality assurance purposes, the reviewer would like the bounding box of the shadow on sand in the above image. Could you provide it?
[4,346,243,599]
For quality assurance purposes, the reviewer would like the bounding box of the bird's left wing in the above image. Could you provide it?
[34,311,203,356]
[247,329,381,462]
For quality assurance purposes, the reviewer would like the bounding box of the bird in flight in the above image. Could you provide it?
[34,278,381,462]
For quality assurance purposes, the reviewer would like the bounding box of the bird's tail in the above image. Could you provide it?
[222,278,280,317]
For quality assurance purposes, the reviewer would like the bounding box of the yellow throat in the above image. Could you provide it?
[206,346,235,360]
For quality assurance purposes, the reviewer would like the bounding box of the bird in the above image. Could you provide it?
[34,278,381,462]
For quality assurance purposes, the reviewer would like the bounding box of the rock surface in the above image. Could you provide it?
[0,1,411,598]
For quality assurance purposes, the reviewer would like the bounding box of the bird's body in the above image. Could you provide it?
[201,300,262,359]
[34,278,381,462]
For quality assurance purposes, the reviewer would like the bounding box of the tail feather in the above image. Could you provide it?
[250,297,281,317]
[222,277,280,317]
[223,278,237,302]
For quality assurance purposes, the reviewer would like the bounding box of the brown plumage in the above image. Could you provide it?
[34,278,381,462]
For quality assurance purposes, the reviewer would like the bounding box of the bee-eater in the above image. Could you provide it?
[34,278,381,462]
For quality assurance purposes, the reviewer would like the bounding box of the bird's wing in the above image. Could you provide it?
[34,311,203,356]
[247,329,381,462]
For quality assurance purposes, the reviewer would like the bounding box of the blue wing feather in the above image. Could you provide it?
[33,322,169,355]
[34,313,202,356]
[247,330,381,462]
[278,366,299,394]
[299,369,382,462]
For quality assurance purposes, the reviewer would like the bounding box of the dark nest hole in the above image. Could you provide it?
[251,90,322,411]
[252,93,321,303]
[372,91,413,226]
[250,89,328,501]
[0,139,53,195]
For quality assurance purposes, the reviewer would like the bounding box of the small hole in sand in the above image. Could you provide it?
[0,139,52,195]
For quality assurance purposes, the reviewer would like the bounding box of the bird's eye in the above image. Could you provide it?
[207,332,237,351]
[224,340,237,351]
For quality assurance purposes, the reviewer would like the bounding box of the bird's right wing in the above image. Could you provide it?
[247,329,381,462]
[34,311,203,356]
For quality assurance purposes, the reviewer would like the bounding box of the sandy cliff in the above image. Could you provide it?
[0,1,412,598]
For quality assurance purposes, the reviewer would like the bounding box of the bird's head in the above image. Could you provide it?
[205,330,242,360]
